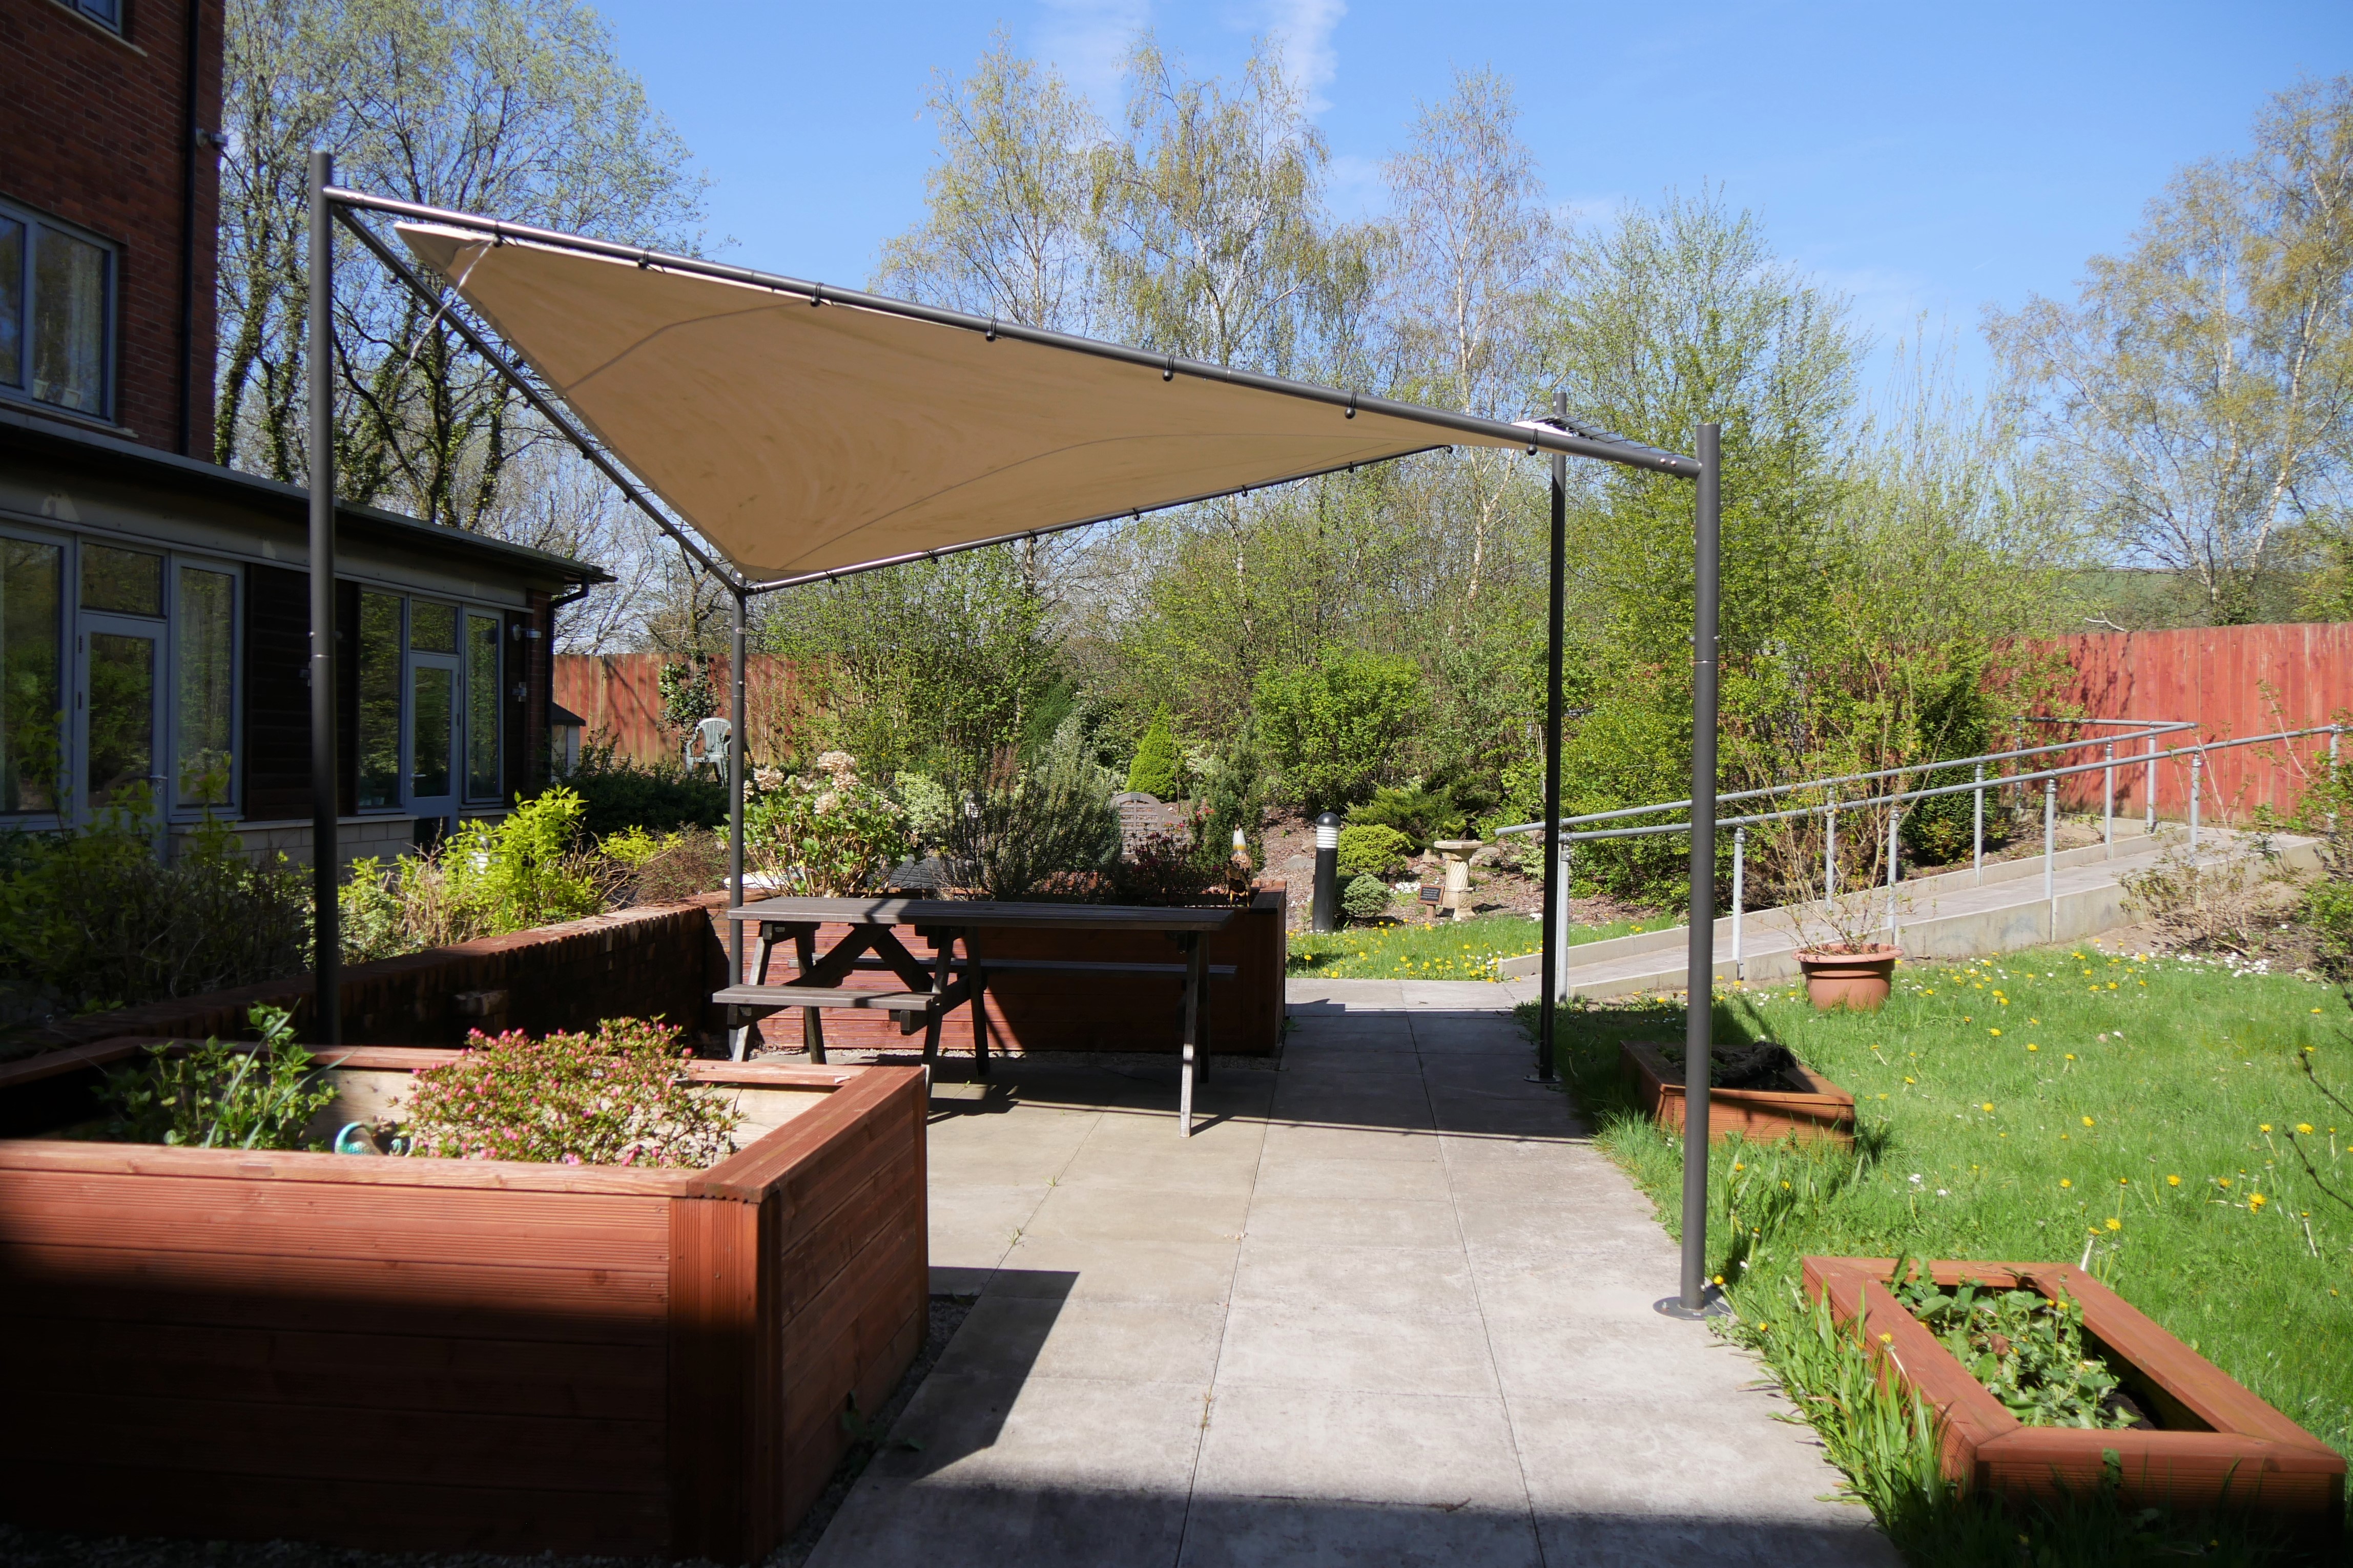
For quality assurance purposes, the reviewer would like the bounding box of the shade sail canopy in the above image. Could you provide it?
[397,222,1677,584]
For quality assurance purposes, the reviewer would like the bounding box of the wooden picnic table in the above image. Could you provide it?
[716,895,1244,1136]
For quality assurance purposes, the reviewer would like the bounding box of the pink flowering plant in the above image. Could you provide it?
[402,1018,740,1167]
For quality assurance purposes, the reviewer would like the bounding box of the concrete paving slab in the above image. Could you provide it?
[805,977,1893,1568]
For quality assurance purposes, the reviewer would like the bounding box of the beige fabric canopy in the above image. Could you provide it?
[399,223,1554,583]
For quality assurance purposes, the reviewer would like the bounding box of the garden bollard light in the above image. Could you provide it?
[1311,811,1341,933]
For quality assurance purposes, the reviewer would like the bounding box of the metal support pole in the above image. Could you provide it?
[2103,742,2115,858]
[2044,777,2057,938]
[1551,837,1573,998]
[728,587,748,1013]
[306,151,340,1046]
[1730,825,1744,980]
[1534,392,1568,1083]
[1972,763,1985,885]
[2189,751,2202,856]
[1886,807,1901,945]
[1667,422,1722,1320]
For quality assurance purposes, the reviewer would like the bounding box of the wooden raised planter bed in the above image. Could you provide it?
[0,1040,928,1563]
[1621,1040,1855,1147]
[1805,1256,2345,1528]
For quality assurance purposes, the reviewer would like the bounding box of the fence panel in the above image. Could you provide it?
[554,655,802,767]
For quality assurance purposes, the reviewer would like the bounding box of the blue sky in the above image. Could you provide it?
[591,1,2349,389]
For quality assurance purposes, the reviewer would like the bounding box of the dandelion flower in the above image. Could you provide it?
[1877,1332,1894,1344]
[2299,1124,2315,1136]
[2219,1177,2233,1188]
[2028,1043,2039,1052]
[2106,1217,2122,1230]
[2081,1116,2095,1128]
[2167,1175,2181,1186]
[2251,1194,2267,1211]
[1990,1028,2002,1036]
[1905,1076,1916,1084]
[2261,1124,2273,1134]
[1982,1102,1995,1113]
[2060,1178,2073,1188]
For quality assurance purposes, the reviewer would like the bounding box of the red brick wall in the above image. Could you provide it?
[0,0,223,453]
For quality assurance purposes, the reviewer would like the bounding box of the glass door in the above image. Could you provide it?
[79,613,161,814]
[407,601,460,830]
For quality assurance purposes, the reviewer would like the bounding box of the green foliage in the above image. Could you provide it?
[656,655,718,735]
[403,1018,739,1167]
[341,789,605,962]
[0,796,311,1040]
[940,721,1122,901]
[561,738,728,838]
[1194,729,1269,870]
[97,1005,332,1150]
[1335,824,1412,881]
[1347,782,1463,852]
[1287,910,1645,980]
[892,771,954,848]
[1889,1263,2133,1429]
[1525,947,2353,1555]
[1340,873,1393,923]
[1126,706,1184,798]
[1254,653,1422,810]
[745,758,913,897]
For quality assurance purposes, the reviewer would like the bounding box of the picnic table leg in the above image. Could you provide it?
[750,922,779,986]
[919,931,953,1067]
[727,1005,750,1063]
[793,927,828,1065]
[969,931,990,1079]
[1178,932,1204,1138]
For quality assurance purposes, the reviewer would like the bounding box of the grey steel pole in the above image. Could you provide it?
[1886,806,1901,945]
[1730,825,1744,981]
[729,587,748,1005]
[1535,391,1568,1083]
[1551,837,1572,998]
[2103,742,2115,858]
[2145,733,2158,834]
[1824,802,1837,898]
[1671,422,1721,1318]
[2044,777,2057,938]
[1972,763,1985,885]
[306,150,340,1046]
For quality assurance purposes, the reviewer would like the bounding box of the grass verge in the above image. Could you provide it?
[1287,910,1655,978]
[1519,945,2351,1566]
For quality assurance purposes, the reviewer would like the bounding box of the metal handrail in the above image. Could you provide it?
[1494,722,2194,836]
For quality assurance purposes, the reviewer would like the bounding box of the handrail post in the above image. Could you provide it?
[2331,725,2342,835]
[2043,776,2057,939]
[1886,805,1901,945]
[2145,731,2158,835]
[1731,825,1745,980]
[1550,835,1572,999]
[2189,752,2202,856]
[1824,801,1837,899]
[1973,763,1985,885]
[2102,742,2115,859]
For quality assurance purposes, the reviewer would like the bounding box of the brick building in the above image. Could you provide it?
[0,0,604,863]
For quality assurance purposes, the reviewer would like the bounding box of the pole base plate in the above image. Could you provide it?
[1653,1287,1733,1321]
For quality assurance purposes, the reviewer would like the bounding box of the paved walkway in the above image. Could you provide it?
[807,980,1898,1568]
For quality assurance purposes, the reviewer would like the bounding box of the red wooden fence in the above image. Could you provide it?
[555,654,802,766]
[2041,623,2352,822]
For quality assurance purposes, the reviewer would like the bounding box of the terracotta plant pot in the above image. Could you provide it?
[1621,1041,1855,1147]
[1793,944,1902,1011]
[1805,1257,2345,1531]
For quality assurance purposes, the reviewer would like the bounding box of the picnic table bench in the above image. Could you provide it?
[716,896,1245,1135]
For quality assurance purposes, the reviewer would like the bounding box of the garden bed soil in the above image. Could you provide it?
[0,1038,928,1563]
[1622,1039,1856,1147]
[1804,1255,2346,1529]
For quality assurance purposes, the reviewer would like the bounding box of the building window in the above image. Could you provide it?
[350,591,505,818]
[465,613,501,801]
[0,538,62,813]
[0,202,115,420]
[355,592,402,810]
[62,0,123,30]
[175,567,236,806]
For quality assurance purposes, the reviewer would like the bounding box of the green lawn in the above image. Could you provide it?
[1523,948,2352,1563]
[1286,910,1658,979]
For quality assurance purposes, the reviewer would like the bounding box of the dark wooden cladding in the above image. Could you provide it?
[240,562,313,821]
[0,1058,928,1562]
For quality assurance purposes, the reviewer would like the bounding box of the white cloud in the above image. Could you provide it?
[1262,0,1345,113]
[1036,0,1151,112]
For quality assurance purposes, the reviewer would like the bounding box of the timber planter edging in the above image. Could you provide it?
[1622,1040,1856,1148]
[1803,1255,2345,1528]
[0,1042,928,1563]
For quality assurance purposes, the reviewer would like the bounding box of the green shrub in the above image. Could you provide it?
[599,826,727,906]
[403,1018,739,1168]
[97,1005,332,1150]
[561,738,728,839]
[1126,705,1184,798]
[0,796,311,1040]
[892,771,953,847]
[1336,823,1412,880]
[1340,873,1394,923]
[1195,729,1269,870]
[1347,782,1463,851]
[1254,652,1422,810]
[941,723,1122,901]
[341,789,605,962]
[746,754,914,896]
